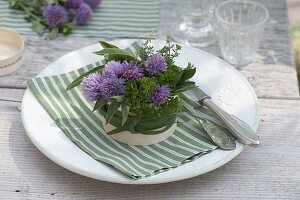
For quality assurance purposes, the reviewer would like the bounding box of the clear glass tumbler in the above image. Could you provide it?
[215,0,269,67]
[171,0,217,47]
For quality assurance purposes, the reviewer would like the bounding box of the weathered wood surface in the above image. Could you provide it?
[0,0,300,199]
[0,0,298,98]
[0,97,299,200]
[160,0,299,99]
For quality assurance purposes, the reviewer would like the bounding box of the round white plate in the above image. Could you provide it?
[22,39,259,184]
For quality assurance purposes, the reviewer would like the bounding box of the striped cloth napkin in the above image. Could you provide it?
[27,59,232,179]
[0,0,160,38]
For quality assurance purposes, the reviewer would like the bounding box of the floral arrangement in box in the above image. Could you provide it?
[9,0,102,39]
[67,39,197,145]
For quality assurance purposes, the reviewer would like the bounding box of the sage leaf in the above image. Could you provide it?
[121,104,129,126]
[66,64,104,90]
[99,41,118,49]
[128,120,136,133]
[105,101,121,124]
[110,95,124,103]
[135,115,176,131]
[93,98,107,111]
[133,116,141,127]
[46,0,57,4]
[49,28,58,40]
[177,67,196,85]
[175,84,197,93]
[107,125,128,135]
[62,23,73,35]
[94,48,136,61]
[137,122,175,135]
[32,20,45,35]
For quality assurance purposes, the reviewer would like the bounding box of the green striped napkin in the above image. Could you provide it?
[0,0,160,38]
[27,61,232,179]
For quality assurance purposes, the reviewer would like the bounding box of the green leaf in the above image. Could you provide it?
[49,28,59,40]
[62,23,73,36]
[137,121,175,135]
[105,101,121,124]
[110,95,124,103]
[176,81,196,88]
[175,84,197,93]
[93,99,107,111]
[135,115,176,131]
[46,0,57,4]
[178,67,196,85]
[107,125,128,135]
[128,120,135,133]
[133,116,141,126]
[31,20,44,35]
[121,104,129,126]
[100,108,123,126]
[181,81,196,86]
[99,41,118,49]
[94,48,137,61]
[66,64,104,90]
[128,116,141,133]
[186,62,194,69]
[175,98,184,112]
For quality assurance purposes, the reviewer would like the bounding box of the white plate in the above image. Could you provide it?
[22,39,259,184]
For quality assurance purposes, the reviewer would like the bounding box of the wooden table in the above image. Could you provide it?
[1,0,300,199]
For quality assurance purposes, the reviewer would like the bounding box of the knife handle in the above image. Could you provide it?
[202,97,260,146]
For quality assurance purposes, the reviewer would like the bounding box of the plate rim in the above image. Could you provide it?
[21,39,259,184]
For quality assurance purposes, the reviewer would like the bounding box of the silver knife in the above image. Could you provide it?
[183,88,260,147]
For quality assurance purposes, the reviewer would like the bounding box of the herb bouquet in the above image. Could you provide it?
[9,0,102,39]
[67,39,197,145]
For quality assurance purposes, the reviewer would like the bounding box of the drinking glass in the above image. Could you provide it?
[215,0,269,67]
[171,0,217,47]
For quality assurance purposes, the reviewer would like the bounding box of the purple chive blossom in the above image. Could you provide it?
[121,62,143,80]
[81,73,125,101]
[43,5,67,28]
[84,0,102,9]
[81,73,103,101]
[103,61,125,78]
[98,75,125,99]
[65,0,84,9]
[75,3,92,25]
[144,53,167,76]
[150,85,170,106]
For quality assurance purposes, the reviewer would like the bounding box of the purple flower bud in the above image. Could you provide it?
[43,5,67,28]
[81,72,125,101]
[98,75,125,99]
[104,61,125,78]
[103,61,143,81]
[150,85,170,106]
[84,0,102,9]
[81,73,103,101]
[65,0,84,9]
[75,3,92,25]
[144,53,167,76]
[121,62,143,80]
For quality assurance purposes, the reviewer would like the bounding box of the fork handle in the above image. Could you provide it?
[202,97,260,147]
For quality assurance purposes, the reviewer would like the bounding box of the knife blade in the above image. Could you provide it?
[183,88,260,147]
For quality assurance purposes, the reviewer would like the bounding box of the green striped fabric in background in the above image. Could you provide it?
[27,56,232,179]
[0,0,160,38]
